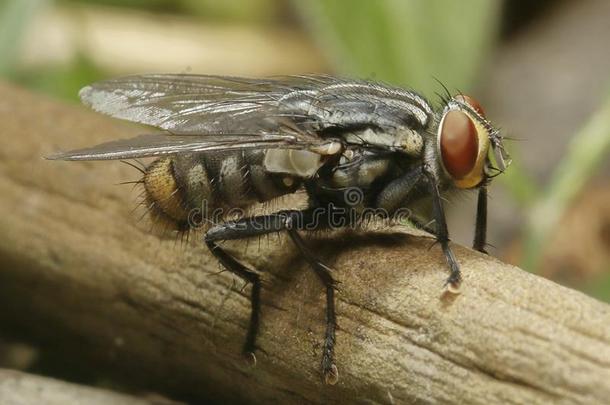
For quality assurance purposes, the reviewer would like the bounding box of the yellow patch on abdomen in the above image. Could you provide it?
[144,158,188,225]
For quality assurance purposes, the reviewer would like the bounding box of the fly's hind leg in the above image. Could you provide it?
[204,211,312,360]
[205,209,340,384]
[204,237,261,363]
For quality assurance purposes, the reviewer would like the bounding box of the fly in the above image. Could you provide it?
[47,74,510,385]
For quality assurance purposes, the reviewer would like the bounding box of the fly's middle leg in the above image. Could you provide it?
[204,208,340,384]
[284,215,338,385]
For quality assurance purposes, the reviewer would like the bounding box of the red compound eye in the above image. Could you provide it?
[455,94,485,117]
[440,110,479,180]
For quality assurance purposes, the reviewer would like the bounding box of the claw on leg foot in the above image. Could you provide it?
[445,281,461,295]
[444,271,462,295]
[243,351,257,367]
[324,363,339,385]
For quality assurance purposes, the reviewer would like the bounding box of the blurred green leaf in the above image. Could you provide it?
[294,0,501,96]
[0,0,47,75]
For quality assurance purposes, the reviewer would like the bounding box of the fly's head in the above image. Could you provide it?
[435,94,510,189]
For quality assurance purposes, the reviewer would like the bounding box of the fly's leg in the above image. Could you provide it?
[413,186,487,255]
[205,210,307,361]
[284,216,338,385]
[473,186,488,254]
[204,237,261,363]
[205,208,341,384]
[375,166,422,214]
[423,168,461,291]
[376,166,438,235]
[205,213,304,359]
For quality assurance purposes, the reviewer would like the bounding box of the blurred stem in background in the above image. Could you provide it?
[521,87,610,272]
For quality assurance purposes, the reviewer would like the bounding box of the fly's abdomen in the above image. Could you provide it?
[143,157,189,227]
[143,150,301,229]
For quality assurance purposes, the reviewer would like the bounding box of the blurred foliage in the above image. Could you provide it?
[294,0,501,97]
[11,55,104,100]
[0,0,103,100]
[0,0,46,75]
[66,0,175,12]
[179,0,280,23]
[522,88,610,272]
[67,0,281,22]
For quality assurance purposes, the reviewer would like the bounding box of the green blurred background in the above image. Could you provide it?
[1,0,608,300]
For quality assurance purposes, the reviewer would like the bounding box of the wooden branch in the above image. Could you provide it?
[1,82,609,404]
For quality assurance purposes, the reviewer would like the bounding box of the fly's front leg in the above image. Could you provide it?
[284,216,339,385]
[422,168,461,291]
[473,186,488,254]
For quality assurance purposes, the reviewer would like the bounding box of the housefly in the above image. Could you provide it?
[48,74,510,384]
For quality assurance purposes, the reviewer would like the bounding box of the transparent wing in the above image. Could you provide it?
[46,133,307,161]
[79,74,434,136]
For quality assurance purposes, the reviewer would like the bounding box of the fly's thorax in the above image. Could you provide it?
[310,147,399,208]
[331,150,392,188]
[342,127,423,156]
